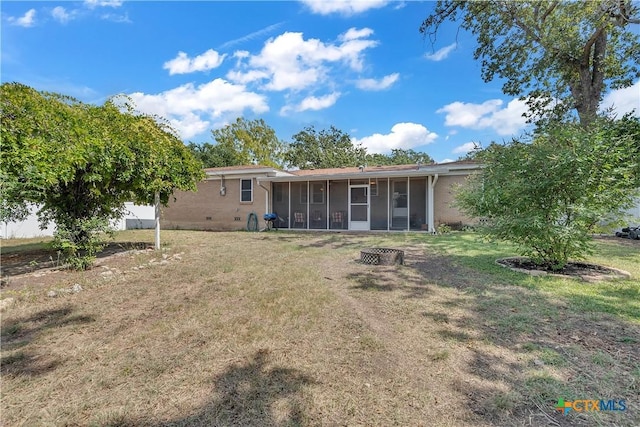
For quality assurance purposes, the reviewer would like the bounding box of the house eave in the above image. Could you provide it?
[258,163,481,183]
[204,168,293,180]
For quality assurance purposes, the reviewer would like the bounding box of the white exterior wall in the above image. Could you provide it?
[625,197,640,220]
[1,203,155,239]
[113,203,156,230]
[1,206,56,239]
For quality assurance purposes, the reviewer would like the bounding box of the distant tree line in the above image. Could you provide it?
[187,118,434,170]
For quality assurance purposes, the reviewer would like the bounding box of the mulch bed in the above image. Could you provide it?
[497,257,631,282]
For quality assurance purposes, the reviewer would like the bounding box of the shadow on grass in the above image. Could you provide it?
[295,234,373,251]
[0,241,152,277]
[105,349,316,426]
[341,233,638,424]
[593,236,640,260]
[407,237,640,425]
[347,271,396,292]
[1,306,95,377]
[346,252,484,300]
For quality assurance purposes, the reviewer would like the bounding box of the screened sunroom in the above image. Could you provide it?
[262,163,479,232]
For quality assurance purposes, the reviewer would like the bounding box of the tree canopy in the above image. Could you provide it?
[366,148,433,166]
[186,141,243,169]
[1,82,203,268]
[210,117,284,167]
[421,0,640,125]
[284,126,367,170]
[456,116,640,269]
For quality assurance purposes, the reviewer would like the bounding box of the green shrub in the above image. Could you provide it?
[456,118,639,270]
[52,218,114,270]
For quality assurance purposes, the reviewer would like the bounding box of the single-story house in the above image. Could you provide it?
[162,161,481,232]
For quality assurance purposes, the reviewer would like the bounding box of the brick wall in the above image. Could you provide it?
[162,178,269,231]
[433,175,475,226]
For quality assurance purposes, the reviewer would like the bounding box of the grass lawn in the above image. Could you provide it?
[1,230,638,426]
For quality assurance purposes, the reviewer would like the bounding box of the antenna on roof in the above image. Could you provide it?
[358,165,365,172]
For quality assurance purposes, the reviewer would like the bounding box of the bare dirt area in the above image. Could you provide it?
[1,230,638,426]
[0,241,153,290]
[595,235,640,248]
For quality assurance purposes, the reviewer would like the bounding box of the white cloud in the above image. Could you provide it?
[437,98,529,136]
[340,27,374,41]
[438,99,502,127]
[601,81,640,117]
[352,122,438,154]
[51,6,72,24]
[355,73,399,91]
[9,9,36,27]
[230,28,378,91]
[300,0,389,15]
[424,43,457,61]
[84,0,122,8]
[393,1,407,10]
[452,142,479,154]
[100,13,131,23]
[226,69,270,85]
[280,92,340,114]
[439,158,455,164]
[163,50,226,75]
[129,79,269,139]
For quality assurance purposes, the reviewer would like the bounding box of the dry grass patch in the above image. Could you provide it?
[1,230,638,426]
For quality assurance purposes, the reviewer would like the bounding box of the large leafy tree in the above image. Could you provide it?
[186,141,243,168]
[420,0,640,125]
[366,148,433,166]
[456,116,640,270]
[211,117,284,167]
[1,82,203,268]
[284,126,366,169]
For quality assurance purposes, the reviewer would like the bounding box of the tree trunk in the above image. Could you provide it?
[571,28,608,125]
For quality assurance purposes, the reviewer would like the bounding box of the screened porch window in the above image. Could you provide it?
[311,183,325,204]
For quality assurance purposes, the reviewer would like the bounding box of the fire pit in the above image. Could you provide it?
[360,248,404,265]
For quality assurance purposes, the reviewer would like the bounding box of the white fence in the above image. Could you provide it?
[1,203,155,239]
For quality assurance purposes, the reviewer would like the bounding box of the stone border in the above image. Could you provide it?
[496,257,631,282]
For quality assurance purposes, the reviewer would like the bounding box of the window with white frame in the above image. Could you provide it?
[240,179,253,202]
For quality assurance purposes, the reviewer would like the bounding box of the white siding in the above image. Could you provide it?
[1,203,155,239]
[1,205,55,238]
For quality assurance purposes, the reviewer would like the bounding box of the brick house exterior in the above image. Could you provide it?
[162,162,481,232]
[161,165,292,231]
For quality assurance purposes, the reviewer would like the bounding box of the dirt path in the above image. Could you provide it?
[316,246,499,426]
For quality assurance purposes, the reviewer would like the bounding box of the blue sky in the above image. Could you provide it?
[2,0,638,163]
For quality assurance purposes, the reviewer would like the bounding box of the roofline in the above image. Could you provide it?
[258,163,481,182]
[204,167,294,179]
